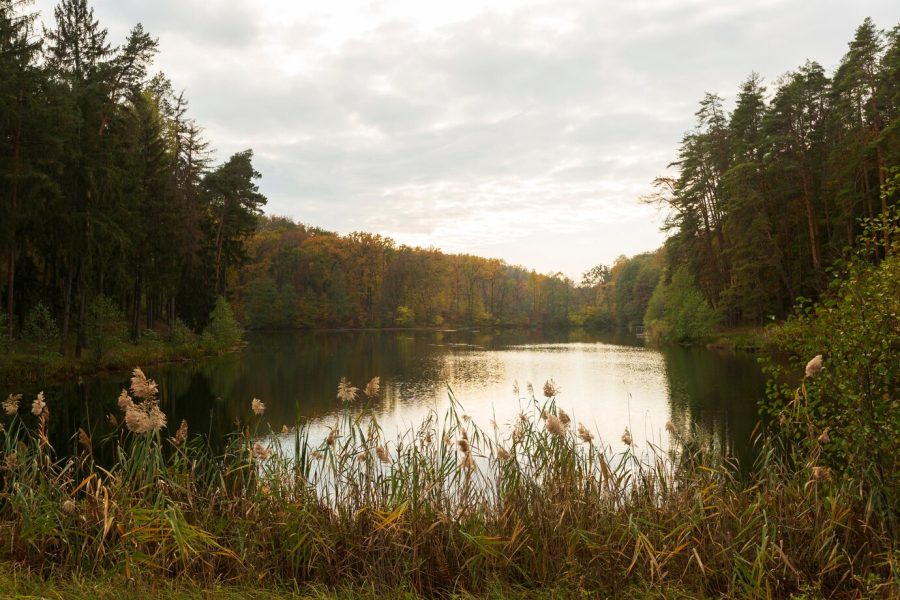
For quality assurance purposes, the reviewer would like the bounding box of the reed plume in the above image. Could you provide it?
[3,393,21,416]
[364,377,380,398]
[251,398,266,416]
[337,377,359,402]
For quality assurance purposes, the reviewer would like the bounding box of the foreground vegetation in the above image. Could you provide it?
[0,355,895,598]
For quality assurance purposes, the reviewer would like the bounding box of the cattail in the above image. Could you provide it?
[173,419,189,445]
[811,465,831,482]
[496,447,511,461]
[543,379,559,398]
[512,380,519,396]
[336,377,359,402]
[61,499,76,515]
[558,408,571,428]
[577,423,594,444]
[805,354,823,379]
[107,413,119,428]
[364,376,380,398]
[457,438,470,453]
[31,391,46,416]
[817,427,831,445]
[326,428,338,446]
[526,382,534,396]
[311,450,323,460]
[375,446,389,463]
[253,441,271,461]
[356,452,367,463]
[130,368,158,400]
[545,415,564,438]
[3,393,21,416]
[251,398,266,416]
[665,421,676,435]
[621,428,633,446]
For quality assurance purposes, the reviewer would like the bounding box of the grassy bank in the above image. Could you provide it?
[0,297,244,387]
[0,338,222,387]
[705,326,771,352]
[0,567,702,599]
[0,369,895,599]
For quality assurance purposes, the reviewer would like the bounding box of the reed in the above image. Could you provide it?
[0,371,896,598]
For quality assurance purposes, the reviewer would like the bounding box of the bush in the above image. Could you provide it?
[168,318,198,348]
[85,295,128,361]
[394,305,415,328]
[22,303,59,352]
[643,267,718,343]
[763,210,900,522]
[581,305,615,330]
[201,297,243,351]
[0,312,10,353]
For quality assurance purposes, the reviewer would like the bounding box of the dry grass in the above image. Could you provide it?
[0,371,897,599]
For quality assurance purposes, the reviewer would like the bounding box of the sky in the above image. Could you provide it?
[33,0,900,280]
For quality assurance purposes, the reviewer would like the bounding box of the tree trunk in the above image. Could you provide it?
[7,108,22,340]
[214,201,229,294]
[75,266,87,358]
[59,263,75,356]
[131,268,142,342]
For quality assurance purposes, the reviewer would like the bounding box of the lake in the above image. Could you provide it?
[27,329,766,466]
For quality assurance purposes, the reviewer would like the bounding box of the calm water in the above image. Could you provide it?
[28,329,765,465]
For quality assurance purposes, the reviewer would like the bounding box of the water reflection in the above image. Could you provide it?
[21,329,765,465]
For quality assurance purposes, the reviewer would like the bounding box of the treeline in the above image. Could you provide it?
[0,0,265,358]
[235,217,580,329]
[640,18,900,339]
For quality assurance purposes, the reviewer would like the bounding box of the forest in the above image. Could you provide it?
[230,17,900,339]
[2,0,899,359]
[0,0,265,364]
[640,17,900,340]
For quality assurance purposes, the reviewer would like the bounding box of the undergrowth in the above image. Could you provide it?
[1,365,896,599]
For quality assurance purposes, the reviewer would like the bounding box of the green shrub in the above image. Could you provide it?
[201,297,243,351]
[763,211,900,523]
[22,303,59,351]
[86,295,128,361]
[644,267,718,343]
[0,312,10,353]
[169,318,198,348]
[580,305,615,330]
[394,305,415,328]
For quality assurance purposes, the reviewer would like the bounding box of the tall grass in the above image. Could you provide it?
[0,369,896,598]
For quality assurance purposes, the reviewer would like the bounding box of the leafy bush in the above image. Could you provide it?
[201,297,243,351]
[394,305,415,328]
[22,303,59,351]
[168,318,198,348]
[580,305,615,330]
[763,210,900,522]
[644,267,719,343]
[85,295,128,361]
[0,312,9,353]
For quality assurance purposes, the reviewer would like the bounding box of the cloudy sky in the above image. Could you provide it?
[33,0,899,280]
